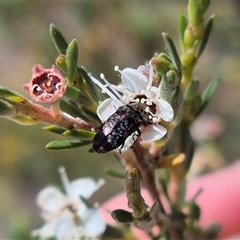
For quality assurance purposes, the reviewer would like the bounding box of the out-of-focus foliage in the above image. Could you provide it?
[0,2,239,238]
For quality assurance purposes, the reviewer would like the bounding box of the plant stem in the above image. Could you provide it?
[132,140,165,214]
[8,98,92,130]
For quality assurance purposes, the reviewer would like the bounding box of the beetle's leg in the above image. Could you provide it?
[132,129,141,141]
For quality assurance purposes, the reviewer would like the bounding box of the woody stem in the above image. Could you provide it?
[131,140,165,213]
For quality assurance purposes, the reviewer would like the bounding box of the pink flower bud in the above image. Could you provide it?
[24,65,66,104]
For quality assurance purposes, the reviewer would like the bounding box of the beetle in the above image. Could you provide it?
[92,102,154,153]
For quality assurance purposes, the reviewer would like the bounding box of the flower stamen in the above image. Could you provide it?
[100,73,123,101]
[145,106,150,113]
[58,166,74,199]
[90,75,122,106]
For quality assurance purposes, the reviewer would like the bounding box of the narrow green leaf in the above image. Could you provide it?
[188,0,211,27]
[197,77,220,116]
[111,209,134,224]
[152,53,173,76]
[65,85,92,106]
[0,86,28,104]
[162,32,182,79]
[191,95,202,116]
[55,54,67,73]
[66,39,78,84]
[183,95,201,126]
[171,86,183,126]
[43,125,67,135]
[184,78,200,102]
[77,66,104,104]
[169,208,187,222]
[160,70,179,102]
[80,106,101,125]
[11,116,39,125]
[0,99,15,116]
[63,129,95,140]
[197,15,215,59]
[104,168,125,179]
[60,99,89,121]
[187,201,201,220]
[46,139,92,150]
[179,12,188,48]
[61,98,99,125]
[49,23,68,54]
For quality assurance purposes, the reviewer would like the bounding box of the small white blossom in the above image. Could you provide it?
[32,166,106,239]
[90,63,174,152]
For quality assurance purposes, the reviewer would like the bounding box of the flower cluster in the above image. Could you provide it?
[32,166,106,239]
[90,63,174,152]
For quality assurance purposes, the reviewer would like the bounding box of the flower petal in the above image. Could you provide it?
[24,65,66,104]
[157,99,174,122]
[116,133,136,152]
[54,210,83,239]
[141,124,167,142]
[31,222,55,239]
[36,186,67,214]
[70,177,103,199]
[121,68,148,93]
[97,98,121,122]
[82,208,106,237]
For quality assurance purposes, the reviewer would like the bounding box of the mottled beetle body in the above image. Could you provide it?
[92,102,154,153]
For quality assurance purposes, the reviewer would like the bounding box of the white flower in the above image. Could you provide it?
[90,63,174,152]
[32,166,106,239]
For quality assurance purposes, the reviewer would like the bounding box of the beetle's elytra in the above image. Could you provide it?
[92,102,153,154]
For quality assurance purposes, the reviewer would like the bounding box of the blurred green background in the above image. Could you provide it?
[0,1,240,238]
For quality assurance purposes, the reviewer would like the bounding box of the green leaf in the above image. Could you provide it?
[0,99,15,116]
[11,116,39,125]
[160,70,179,102]
[77,66,104,104]
[111,209,134,224]
[179,12,188,48]
[49,23,68,54]
[55,54,67,73]
[63,129,95,140]
[65,85,92,106]
[197,77,220,116]
[197,15,215,59]
[66,39,79,84]
[60,99,89,121]
[43,125,67,135]
[187,201,201,220]
[184,78,200,102]
[169,208,187,222]
[46,139,92,150]
[104,168,125,179]
[162,32,182,79]
[170,86,183,125]
[80,106,101,125]
[0,86,28,104]
[188,0,211,27]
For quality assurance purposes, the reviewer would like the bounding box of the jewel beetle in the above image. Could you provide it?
[92,102,154,153]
